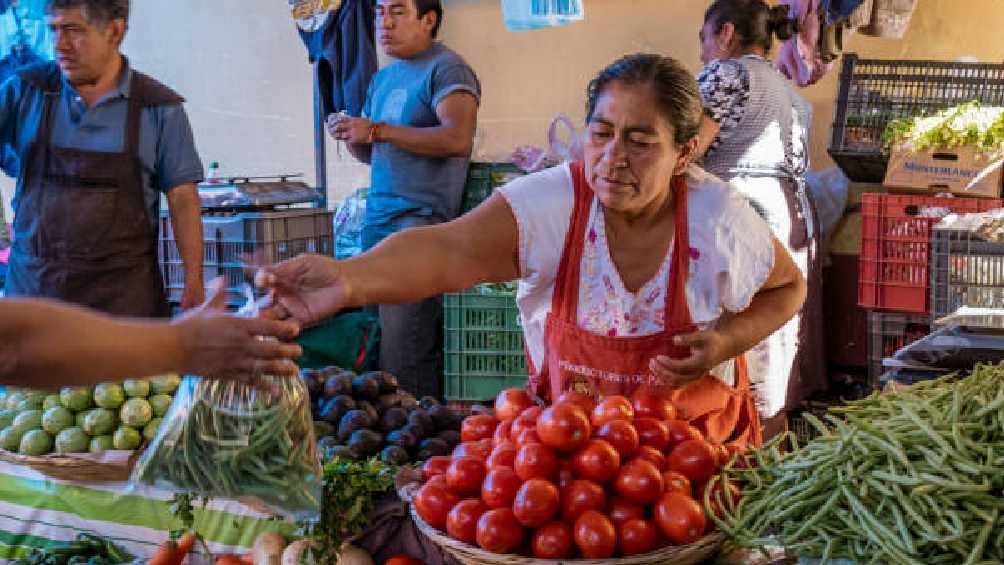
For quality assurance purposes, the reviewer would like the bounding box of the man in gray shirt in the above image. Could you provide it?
[328,0,479,398]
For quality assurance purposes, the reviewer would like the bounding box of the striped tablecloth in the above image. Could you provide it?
[0,460,299,562]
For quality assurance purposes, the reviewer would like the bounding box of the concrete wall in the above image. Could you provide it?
[3,0,1004,222]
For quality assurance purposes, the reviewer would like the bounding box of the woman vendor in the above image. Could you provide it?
[696,0,825,435]
[258,53,806,448]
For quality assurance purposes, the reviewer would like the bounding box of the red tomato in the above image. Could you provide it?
[486,442,517,469]
[520,405,543,420]
[452,439,492,461]
[557,458,576,489]
[446,499,489,544]
[571,439,621,483]
[510,414,537,439]
[667,439,719,484]
[591,396,635,427]
[618,518,659,556]
[446,457,487,497]
[492,419,513,448]
[513,428,542,447]
[475,508,525,554]
[461,415,499,443]
[573,510,617,559]
[421,456,452,482]
[383,556,424,565]
[414,481,460,530]
[560,479,607,522]
[425,474,448,491]
[514,442,559,482]
[556,391,596,415]
[630,390,678,421]
[494,388,535,422]
[481,467,522,509]
[634,418,671,451]
[531,521,574,559]
[595,419,640,459]
[666,419,703,449]
[537,403,591,453]
[512,478,560,528]
[654,492,707,545]
[614,458,665,505]
[634,445,667,471]
[701,478,742,521]
[662,470,693,497]
[607,496,646,526]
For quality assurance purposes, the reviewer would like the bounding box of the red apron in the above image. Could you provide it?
[529,162,761,447]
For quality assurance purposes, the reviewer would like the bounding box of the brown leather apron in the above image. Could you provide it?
[5,62,183,317]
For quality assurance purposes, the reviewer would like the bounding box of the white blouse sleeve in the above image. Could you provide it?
[497,163,574,284]
[712,188,776,314]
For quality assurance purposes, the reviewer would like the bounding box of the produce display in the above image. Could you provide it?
[883,100,1004,154]
[713,364,1004,564]
[133,375,322,518]
[0,376,179,456]
[303,367,465,465]
[412,388,731,559]
[13,532,134,565]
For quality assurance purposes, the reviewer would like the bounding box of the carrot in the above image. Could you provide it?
[148,532,197,565]
[215,555,245,565]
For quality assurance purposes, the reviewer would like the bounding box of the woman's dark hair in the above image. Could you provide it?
[585,53,703,146]
[704,0,799,54]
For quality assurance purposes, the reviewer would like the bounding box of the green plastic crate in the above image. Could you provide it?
[444,284,528,401]
[461,162,524,213]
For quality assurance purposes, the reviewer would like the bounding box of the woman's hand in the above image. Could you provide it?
[649,330,734,386]
[255,254,349,327]
[171,279,303,379]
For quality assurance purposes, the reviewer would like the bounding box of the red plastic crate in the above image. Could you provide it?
[858,193,1003,313]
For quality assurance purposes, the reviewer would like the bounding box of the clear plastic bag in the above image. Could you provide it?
[130,288,322,519]
[334,187,367,260]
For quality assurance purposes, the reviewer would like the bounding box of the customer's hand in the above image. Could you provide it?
[255,254,349,327]
[649,330,733,386]
[171,279,302,379]
[326,113,375,144]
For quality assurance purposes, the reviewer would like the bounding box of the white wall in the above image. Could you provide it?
[0,0,370,222]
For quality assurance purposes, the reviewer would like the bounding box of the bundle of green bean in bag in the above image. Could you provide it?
[709,364,1004,565]
[131,375,322,519]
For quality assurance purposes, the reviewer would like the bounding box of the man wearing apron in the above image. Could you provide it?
[0,0,204,316]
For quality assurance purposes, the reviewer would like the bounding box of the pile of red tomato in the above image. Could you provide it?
[412,388,744,559]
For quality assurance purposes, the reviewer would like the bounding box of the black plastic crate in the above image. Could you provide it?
[159,208,333,305]
[867,311,930,387]
[930,227,1004,321]
[829,54,1004,182]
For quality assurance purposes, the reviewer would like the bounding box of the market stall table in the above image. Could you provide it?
[0,460,297,561]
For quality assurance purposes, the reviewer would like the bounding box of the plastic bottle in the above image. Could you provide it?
[205,161,221,184]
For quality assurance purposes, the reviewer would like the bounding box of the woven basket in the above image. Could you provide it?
[0,449,139,482]
[400,482,725,565]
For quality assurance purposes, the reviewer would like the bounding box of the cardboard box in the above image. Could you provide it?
[883,145,1004,198]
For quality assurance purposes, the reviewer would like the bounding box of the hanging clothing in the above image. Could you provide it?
[820,0,867,25]
[699,54,826,419]
[775,0,834,87]
[3,62,192,317]
[501,162,775,447]
[295,0,378,118]
[859,0,918,39]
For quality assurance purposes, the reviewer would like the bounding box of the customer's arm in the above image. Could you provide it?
[166,183,204,308]
[0,292,302,388]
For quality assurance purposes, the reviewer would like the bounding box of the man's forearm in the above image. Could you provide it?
[167,184,204,285]
[378,124,473,158]
[0,300,182,388]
